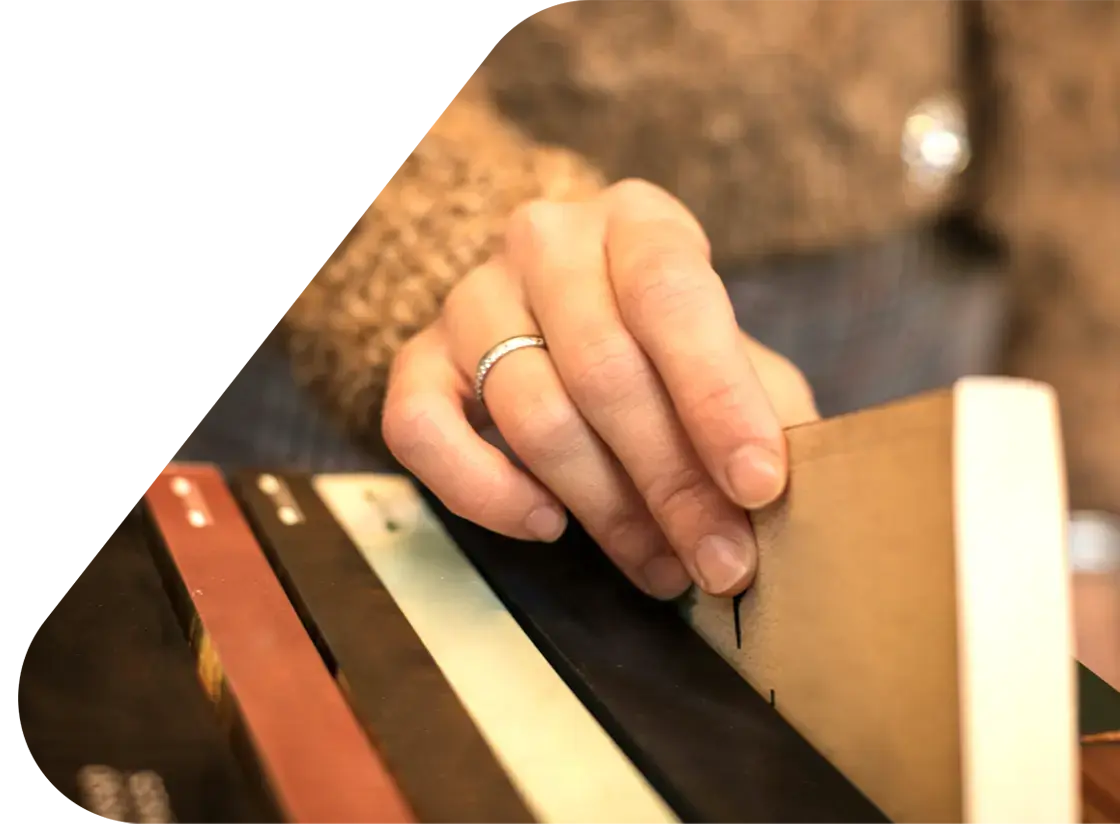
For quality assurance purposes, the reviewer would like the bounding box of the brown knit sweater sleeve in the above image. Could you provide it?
[278,77,605,450]
[973,1,1120,512]
[277,2,965,455]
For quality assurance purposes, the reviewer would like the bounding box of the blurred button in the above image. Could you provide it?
[902,95,970,188]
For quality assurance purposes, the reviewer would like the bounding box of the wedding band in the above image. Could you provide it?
[474,335,548,403]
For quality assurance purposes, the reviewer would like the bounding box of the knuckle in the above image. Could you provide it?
[504,198,561,257]
[380,392,440,466]
[605,180,710,257]
[641,465,711,526]
[438,278,468,324]
[499,392,583,463]
[598,512,660,569]
[440,266,487,324]
[619,248,707,329]
[608,178,664,206]
[381,411,497,524]
[565,334,642,406]
[385,338,416,387]
[384,332,431,400]
[690,378,748,425]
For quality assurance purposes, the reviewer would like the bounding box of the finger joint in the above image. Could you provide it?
[640,465,712,528]
[497,390,585,466]
[381,392,443,470]
[618,247,711,334]
[564,333,645,408]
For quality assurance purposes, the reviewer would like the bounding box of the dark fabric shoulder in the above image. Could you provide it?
[165,335,394,476]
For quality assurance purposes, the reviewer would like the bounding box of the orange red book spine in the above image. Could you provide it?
[143,463,414,823]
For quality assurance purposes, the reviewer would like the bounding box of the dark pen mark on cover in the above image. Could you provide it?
[733,591,745,648]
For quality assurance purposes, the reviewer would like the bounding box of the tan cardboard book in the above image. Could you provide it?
[683,377,1079,823]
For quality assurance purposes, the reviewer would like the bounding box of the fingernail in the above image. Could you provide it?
[525,506,567,542]
[641,555,692,600]
[726,443,785,509]
[695,534,755,595]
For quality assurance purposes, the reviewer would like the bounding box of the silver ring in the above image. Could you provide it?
[474,335,547,404]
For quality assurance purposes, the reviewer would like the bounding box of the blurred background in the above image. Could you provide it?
[0,3,537,815]
[0,0,537,472]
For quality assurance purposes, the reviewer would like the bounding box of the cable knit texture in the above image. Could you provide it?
[282,78,604,442]
[278,0,1120,511]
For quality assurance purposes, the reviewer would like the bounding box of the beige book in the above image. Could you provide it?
[312,474,678,824]
[682,377,1079,823]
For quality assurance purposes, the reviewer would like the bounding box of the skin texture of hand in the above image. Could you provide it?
[382,179,819,601]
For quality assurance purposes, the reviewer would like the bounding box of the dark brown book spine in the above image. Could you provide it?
[144,463,414,823]
[230,471,535,823]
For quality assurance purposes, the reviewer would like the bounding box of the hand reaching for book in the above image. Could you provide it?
[382,179,818,600]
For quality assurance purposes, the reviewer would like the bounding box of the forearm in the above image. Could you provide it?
[278,80,604,451]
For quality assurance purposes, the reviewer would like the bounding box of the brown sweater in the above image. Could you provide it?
[281,1,1120,513]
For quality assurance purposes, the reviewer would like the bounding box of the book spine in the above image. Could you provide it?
[144,464,414,824]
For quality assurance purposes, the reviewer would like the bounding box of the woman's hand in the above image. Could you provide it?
[382,179,818,600]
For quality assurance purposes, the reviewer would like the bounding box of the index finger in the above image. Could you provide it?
[600,180,787,509]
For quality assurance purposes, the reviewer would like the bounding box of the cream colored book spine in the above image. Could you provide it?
[313,474,678,824]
